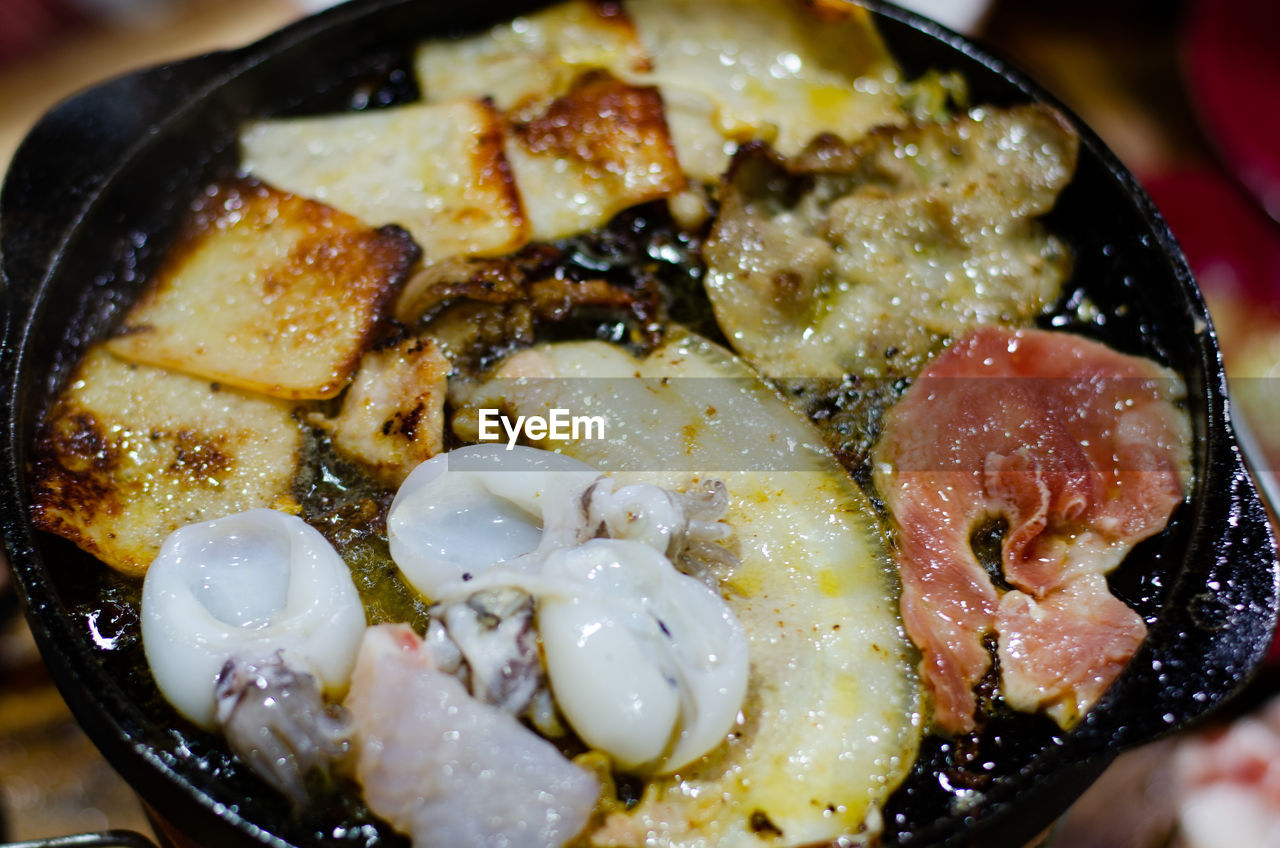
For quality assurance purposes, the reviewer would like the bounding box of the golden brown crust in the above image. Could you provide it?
[467,100,530,254]
[507,72,684,241]
[31,347,303,575]
[108,181,418,400]
[309,337,451,487]
[514,72,677,180]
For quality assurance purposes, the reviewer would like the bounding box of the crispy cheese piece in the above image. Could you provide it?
[240,99,526,261]
[31,347,303,576]
[628,0,906,181]
[309,337,450,487]
[107,181,418,400]
[414,0,648,116]
[506,72,684,241]
[704,105,1079,380]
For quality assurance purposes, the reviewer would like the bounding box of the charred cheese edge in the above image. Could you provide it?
[505,72,685,242]
[31,346,303,577]
[107,181,418,400]
[308,337,450,487]
[240,99,526,262]
[628,0,905,181]
[414,0,649,116]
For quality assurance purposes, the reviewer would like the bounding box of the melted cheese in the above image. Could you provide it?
[241,99,527,261]
[31,346,303,576]
[414,0,648,115]
[107,181,417,399]
[628,0,906,181]
[462,331,922,846]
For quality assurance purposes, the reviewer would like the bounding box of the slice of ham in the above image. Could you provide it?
[874,326,1190,733]
[344,623,600,848]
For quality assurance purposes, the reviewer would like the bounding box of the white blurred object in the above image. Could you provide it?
[892,0,992,34]
[293,0,350,11]
[1173,697,1280,848]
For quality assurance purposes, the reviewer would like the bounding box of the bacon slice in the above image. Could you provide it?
[873,326,1190,733]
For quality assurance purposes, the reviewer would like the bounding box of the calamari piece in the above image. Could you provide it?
[31,346,302,576]
[141,509,367,728]
[628,0,904,181]
[537,538,749,773]
[467,330,921,846]
[389,442,748,773]
[386,444,600,596]
[704,105,1078,379]
[583,476,737,581]
[214,654,352,809]
[415,0,649,115]
[241,99,527,261]
[107,181,418,399]
[308,336,450,487]
[505,71,685,241]
[873,326,1190,732]
[344,623,599,848]
[431,588,545,716]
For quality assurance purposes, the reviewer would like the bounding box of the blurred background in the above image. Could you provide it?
[0,0,1277,845]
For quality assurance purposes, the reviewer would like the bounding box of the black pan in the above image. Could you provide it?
[0,2,1275,846]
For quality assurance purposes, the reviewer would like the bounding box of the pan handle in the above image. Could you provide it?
[0,50,237,326]
[1096,433,1279,751]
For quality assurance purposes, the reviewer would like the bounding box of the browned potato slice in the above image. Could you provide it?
[240,99,526,262]
[414,0,649,115]
[30,346,304,576]
[309,337,450,487]
[506,72,684,241]
[107,181,417,400]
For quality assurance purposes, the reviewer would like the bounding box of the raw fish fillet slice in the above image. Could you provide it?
[344,623,599,848]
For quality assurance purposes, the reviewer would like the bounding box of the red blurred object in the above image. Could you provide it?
[1144,168,1280,307]
[1145,168,1280,664]
[1185,0,1280,226]
[0,0,80,66]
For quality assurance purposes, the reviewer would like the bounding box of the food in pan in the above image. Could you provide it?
[27,0,1193,845]
[874,326,1190,733]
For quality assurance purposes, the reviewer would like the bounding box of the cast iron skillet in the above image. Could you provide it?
[0,1,1275,846]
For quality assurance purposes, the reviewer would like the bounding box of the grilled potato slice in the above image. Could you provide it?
[108,181,418,399]
[31,346,303,576]
[240,99,525,262]
[628,0,905,181]
[505,72,684,241]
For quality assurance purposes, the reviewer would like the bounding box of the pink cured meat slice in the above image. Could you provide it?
[874,326,1189,733]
